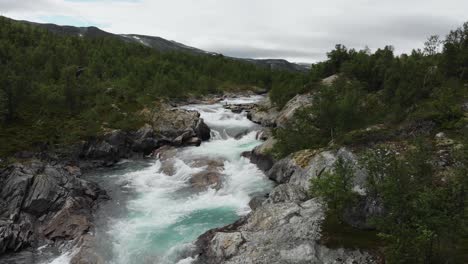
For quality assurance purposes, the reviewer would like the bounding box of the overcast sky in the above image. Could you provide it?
[1,0,467,62]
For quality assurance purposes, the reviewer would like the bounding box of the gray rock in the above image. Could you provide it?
[0,161,106,256]
[192,199,376,264]
[267,184,308,204]
[247,97,279,127]
[194,119,211,141]
[248,196,267,211]
[275,93,313,128]
[250,137,276,172]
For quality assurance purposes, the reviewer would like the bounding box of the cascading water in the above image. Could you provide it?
[46,95,273,264]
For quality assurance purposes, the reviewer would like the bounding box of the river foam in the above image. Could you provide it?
[46,95,272,264]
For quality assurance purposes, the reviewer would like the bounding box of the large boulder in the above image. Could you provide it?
[80,130,130,165]
[247,97,279,127]
[275,93,313,128]
[192,199,376,264]
[131,124,160,155]
[268,148,367,192]
[0,161,106,256]
[250,137,276,172]
[151,106,211,144]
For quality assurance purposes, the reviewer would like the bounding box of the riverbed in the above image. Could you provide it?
[48,95,273,264]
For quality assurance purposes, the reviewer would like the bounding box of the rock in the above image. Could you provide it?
[250,137,276,172]
[151,105,211,144]
[42,197,92,240]
[0,161,105,256]
[248,195,267,211]
[173,131,196,147]
[189,158,225,191]
[131,124,159,155]
[247,97,279,127]
[223,103,255,114]
[267,183,308,204]
[255,128,272,141]
[275,93,313,128]
[321,74,339,86]
[192,199,377,264]
[240,151,251,159]
[194,119,211,141]
[81,130,130,164]
[435,132,455,147]
[190,171,223,191]
[186,137,202,147]
[268,148,367,192]
[209,232,244,260]
[70,234,105,264]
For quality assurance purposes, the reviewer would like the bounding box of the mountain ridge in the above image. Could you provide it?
[17,17,309,72]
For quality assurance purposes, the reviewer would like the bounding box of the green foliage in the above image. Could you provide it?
[272,21,468,157]
[362,142,468,264]
[0,16,304,156]
[310,157,357,219]
[273,78,375,157]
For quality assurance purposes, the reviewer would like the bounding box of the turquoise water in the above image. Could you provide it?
[47,96,272,264]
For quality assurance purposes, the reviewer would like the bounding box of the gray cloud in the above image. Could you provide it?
[1,0,467,62]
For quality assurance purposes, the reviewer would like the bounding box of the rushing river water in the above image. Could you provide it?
[47,95,273,264]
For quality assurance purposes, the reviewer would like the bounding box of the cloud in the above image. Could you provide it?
[1,0,467,62]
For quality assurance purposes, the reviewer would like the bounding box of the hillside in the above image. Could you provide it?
[20,18,309,73]
[0,16,307,157]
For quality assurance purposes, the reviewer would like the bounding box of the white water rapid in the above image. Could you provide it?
[46,95,273,264]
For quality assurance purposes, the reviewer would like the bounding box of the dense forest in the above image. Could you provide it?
[272,22,468,157]
[1,13,467,264]
[270,22,468,263]
[0,16,305,156]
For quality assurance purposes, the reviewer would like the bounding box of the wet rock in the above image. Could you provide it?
[70,234,104,264]
[223,103,255,114]
[173,131,196,147]
[255,128,272,141]
[190,158,225,170]
[240,151,251,159]
[131,124,159,155]
[151,106,211,144]
[250,137,276,172]
[190,171,223,191]
[194,119,211,141]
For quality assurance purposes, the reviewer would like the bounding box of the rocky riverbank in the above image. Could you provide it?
[0,101,213,262]
[189,93,383,263]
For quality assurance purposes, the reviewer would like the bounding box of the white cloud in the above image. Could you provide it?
[1,0,467,62]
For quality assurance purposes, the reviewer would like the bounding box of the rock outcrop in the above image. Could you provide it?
[0,161,106,256]
[193,198,376,264]
[191,147,380,263]
[275,93,314,128]
[80,105,211,167]
[250,137,277,172]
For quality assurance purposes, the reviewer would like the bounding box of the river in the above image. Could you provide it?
[47,95,273,264]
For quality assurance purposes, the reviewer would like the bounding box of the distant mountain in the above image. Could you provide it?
[19,18,309,72]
